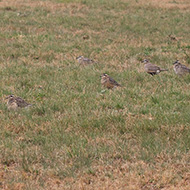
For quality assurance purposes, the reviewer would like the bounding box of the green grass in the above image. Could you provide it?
[1,0,190,189]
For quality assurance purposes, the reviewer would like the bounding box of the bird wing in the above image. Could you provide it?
[181,64,190,71]
[83,58,94,64]
[145,63,160,72]
[15,97,30,107]
[109,77,120,86]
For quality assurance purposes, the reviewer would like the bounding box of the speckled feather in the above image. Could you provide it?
[143,59,168,75]
[173,60,190,75]
[6,95,32,110]
[101,74,121,89]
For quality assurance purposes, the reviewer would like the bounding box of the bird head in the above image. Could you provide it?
[76,56,84,61]
[5,94,14,99]
[142,59,149,64]
[173,60,180,65]
[100,73,108,78]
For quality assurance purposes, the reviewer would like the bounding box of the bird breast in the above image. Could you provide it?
[7,102,18,110]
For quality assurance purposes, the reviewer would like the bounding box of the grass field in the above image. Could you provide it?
[1,0,190,189]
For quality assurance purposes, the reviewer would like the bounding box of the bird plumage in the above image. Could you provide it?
[143,59,168,75]
[101,73,121,89]
[5,95,32,110]
[76,56,96,65]
[173,60,190,75]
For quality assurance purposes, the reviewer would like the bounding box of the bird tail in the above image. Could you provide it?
[160,69,168,72]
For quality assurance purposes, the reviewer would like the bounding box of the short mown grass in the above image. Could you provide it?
[1,0,190,189]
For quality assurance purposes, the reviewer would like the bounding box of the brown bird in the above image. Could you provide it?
[82,35,90,40]
[168,34,178,41]
[173,60,190,75]
[76,56,96,65]
[101,73,121,89]
[143,59,168,76]
[5,95,32,110]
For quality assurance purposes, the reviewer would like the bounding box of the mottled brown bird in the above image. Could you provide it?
[101,73,121,89]
[5,95,32,110]
[173,60,190,75]
[168,34,178,41]
[143,59,168,76]
[76,56,96,65]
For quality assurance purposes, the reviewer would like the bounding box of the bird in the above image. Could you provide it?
[5,95,32,110]
[76,56,96,65]
[101,73,121,89]
[82,35,90,40]
[168,34,178,41]
[143,59,168,76]
[173,60,190,75]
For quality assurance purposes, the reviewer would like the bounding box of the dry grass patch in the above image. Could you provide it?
[43,155,190,190]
